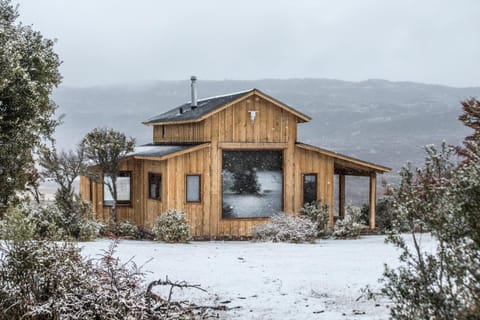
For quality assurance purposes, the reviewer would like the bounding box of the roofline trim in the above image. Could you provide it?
[296,143,391,173]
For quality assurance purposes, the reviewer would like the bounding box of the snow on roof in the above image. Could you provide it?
[126,144,195,158]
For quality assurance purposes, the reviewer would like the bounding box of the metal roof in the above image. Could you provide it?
[143,90,252,124]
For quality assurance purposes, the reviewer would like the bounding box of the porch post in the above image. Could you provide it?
[369,173,376,229]
[339,174,345,219]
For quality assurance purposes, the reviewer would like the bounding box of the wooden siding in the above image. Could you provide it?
[77,91,384,238]
[207,95,299,143]
[153,122,205,144]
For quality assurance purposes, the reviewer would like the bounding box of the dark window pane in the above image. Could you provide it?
[148,173,161,200]
[303,174,317,204]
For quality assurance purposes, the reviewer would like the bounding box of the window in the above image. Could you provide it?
[103,171,131,206]
[186,175,201,202]
[162,125,166,138]
[303,174,317,205]
[148,173,162,200]
[222,150,283,218]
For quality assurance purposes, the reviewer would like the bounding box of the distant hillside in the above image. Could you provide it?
[52,79,479,188]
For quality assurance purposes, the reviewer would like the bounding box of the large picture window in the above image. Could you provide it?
[103,171,131,206]
[186,175,201,203]
[148,173,162,200]
[222,151,283,218]
[303,174,317,205]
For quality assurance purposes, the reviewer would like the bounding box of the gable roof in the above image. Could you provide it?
[143,88,311,125]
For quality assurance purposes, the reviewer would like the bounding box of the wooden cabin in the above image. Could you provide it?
[80,80,390,238]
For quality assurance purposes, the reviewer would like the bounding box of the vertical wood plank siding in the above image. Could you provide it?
[79,94,345,238]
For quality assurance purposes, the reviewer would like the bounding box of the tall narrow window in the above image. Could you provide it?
[186,175,201,203]
[303,174,317,205]
[148,173,162,200]
[103,171,131,206]
[162,125,166,138]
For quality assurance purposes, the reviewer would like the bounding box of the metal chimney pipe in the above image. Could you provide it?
[190,76,197,109]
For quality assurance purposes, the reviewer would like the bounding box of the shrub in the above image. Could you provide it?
[300,201,331,237]
[99,219,141,239]
[0,206,36,241]
[153,210,191,242]
[0,202,100,241]
[360,196,395,233]
[252,213,317,243]
[332,205,364,239]
[381,143,480,319]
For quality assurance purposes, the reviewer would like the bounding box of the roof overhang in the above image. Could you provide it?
[296,143,391,175]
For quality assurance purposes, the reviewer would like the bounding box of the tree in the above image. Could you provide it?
[81,128,135,223]
[381,142,480,319]
[232,169,260,194]
[457,98,480,162]
[39,145,92,238]
[0,0,62,206]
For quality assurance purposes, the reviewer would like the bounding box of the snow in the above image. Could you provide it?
[78,235,435,319]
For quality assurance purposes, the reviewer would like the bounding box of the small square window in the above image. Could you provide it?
[148,173,162,200]
[186,175,201,203]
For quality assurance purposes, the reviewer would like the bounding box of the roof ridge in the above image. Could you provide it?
[192,88,253,102]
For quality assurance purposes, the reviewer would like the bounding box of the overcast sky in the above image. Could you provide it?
[13,0,480,87]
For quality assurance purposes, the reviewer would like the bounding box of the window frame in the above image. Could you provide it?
[302,173,318,205]
[185,174,202,203]
[103,171,132,206]
[148,172,162,201]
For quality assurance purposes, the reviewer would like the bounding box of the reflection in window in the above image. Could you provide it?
[103,171,131,206]
[186,175,201,202]
[148,173,162,200]
[303,174,317,205]
[222,151,283,218]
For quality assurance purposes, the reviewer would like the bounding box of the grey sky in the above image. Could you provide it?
[13,0,480,87]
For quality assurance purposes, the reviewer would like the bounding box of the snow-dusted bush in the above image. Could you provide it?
[332,205,365,239]
[153,209,191,242]
[99,219,141,239]
[0,206,36,240]
[252,213,317,243]
[300,201,331,237]
[0,202,100,241]
[0,239,219,319]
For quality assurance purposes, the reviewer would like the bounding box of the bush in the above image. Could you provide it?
[252,213,317,243]
[360,196,395,233]
[300,201,331,237]
[0,202,100,241]
[153,210,191,242]
[99,219,141,239]
[0,207,36,241]
[381,143,480,319]
[332,205,364,239]
[0,239,219,319]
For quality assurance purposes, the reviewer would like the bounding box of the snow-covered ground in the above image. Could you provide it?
[79,235,435,320]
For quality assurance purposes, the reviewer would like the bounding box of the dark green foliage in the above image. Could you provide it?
[81,127,135,223]
[0,0,62,206]
[381,142,480,319]
[300,200,330,237]
[360,196,395,233]
[232,169,261,194]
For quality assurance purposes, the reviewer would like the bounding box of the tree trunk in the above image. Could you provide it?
[111,176,118,224]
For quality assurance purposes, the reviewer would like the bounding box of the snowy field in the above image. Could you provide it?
[79,234,436,320]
